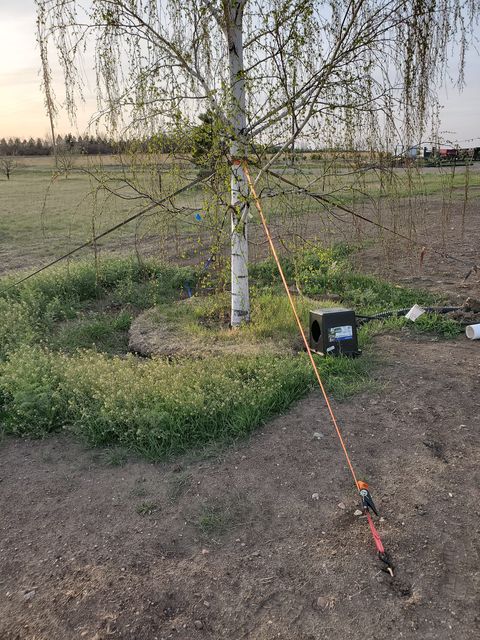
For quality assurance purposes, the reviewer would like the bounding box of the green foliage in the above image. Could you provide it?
[156,290,330,353]
[1,258,197,308]
[0,247,461,459]
[247,292,310,339]
[332,273,434,312]
[359,313,462,341]
[0,347,314,456]
[249,243,440,315]
[293,245,438,312]
[249,254,295,286]
[191,111,216,166]
[317,353,377,399]
[187,290,321,341]
[412,313,462,337]
[0,345,68,436]
[190,109,227,179]
[108,263,197,308]
[50,311,132,354]
[0,258,197,313]
[0,258,198,358]
[0,299,37,360]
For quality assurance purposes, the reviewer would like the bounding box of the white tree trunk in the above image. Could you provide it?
[228,1,250,327]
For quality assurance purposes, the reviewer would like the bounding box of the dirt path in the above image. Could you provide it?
[1,331,479,640]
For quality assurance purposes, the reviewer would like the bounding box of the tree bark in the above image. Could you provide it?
[227,0,250,327]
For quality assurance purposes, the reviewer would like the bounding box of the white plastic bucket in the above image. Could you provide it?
[465,324,480,340]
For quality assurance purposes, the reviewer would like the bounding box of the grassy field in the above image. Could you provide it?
[0,155,204,269]
[1,154,479,274]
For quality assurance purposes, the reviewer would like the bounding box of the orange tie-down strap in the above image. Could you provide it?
[242,163,393,575]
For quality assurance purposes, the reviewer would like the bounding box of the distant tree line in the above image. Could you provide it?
[0,134,117,156]
[0,131,312,160]
[0,133,190,157]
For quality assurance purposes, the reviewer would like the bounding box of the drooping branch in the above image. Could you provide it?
[35,0,479,326]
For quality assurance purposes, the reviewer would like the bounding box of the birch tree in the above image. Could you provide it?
[36,0,478,325]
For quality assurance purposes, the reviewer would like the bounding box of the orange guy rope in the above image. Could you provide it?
[243,163,395,575]
[242,163,360,490]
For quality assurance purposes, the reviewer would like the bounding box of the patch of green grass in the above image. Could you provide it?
[0,245,461,460]
[49,311,132,354]
[0,158,204,267]
[249,254,296,286]
[2,158,478,275]
[172,290,329,346]
[0,298,38,359]
[359,313,463,343]
[412,312,463,337]
[185,244,456,346]
[0,339,376,455]
[292,246,439,312]
[1,257,197,309]
[318,353,378,399]
[136,501,159,516]
[250,244,460,341]
[0,345,315,454]
[0,257,197,359]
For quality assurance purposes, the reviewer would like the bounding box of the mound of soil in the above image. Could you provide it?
[128,302,301,358]
[128,306,192,358]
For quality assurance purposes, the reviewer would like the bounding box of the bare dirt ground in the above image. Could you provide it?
[351,196,480,303]
[0,333,479,640]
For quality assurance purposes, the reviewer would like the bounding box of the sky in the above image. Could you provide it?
[0,1,97,140]
[0,1,479,145]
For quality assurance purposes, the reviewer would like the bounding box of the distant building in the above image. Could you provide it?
[399,143,480,164]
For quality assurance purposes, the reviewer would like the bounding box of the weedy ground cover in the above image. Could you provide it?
[0,245,461,458]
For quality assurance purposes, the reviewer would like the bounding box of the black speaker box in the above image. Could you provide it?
[309,307,361,357]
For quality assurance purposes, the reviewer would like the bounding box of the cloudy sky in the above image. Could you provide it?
[0,1,479,144]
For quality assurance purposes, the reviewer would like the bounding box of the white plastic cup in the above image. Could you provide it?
[405,304,425,321]
[465,324,480,340]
